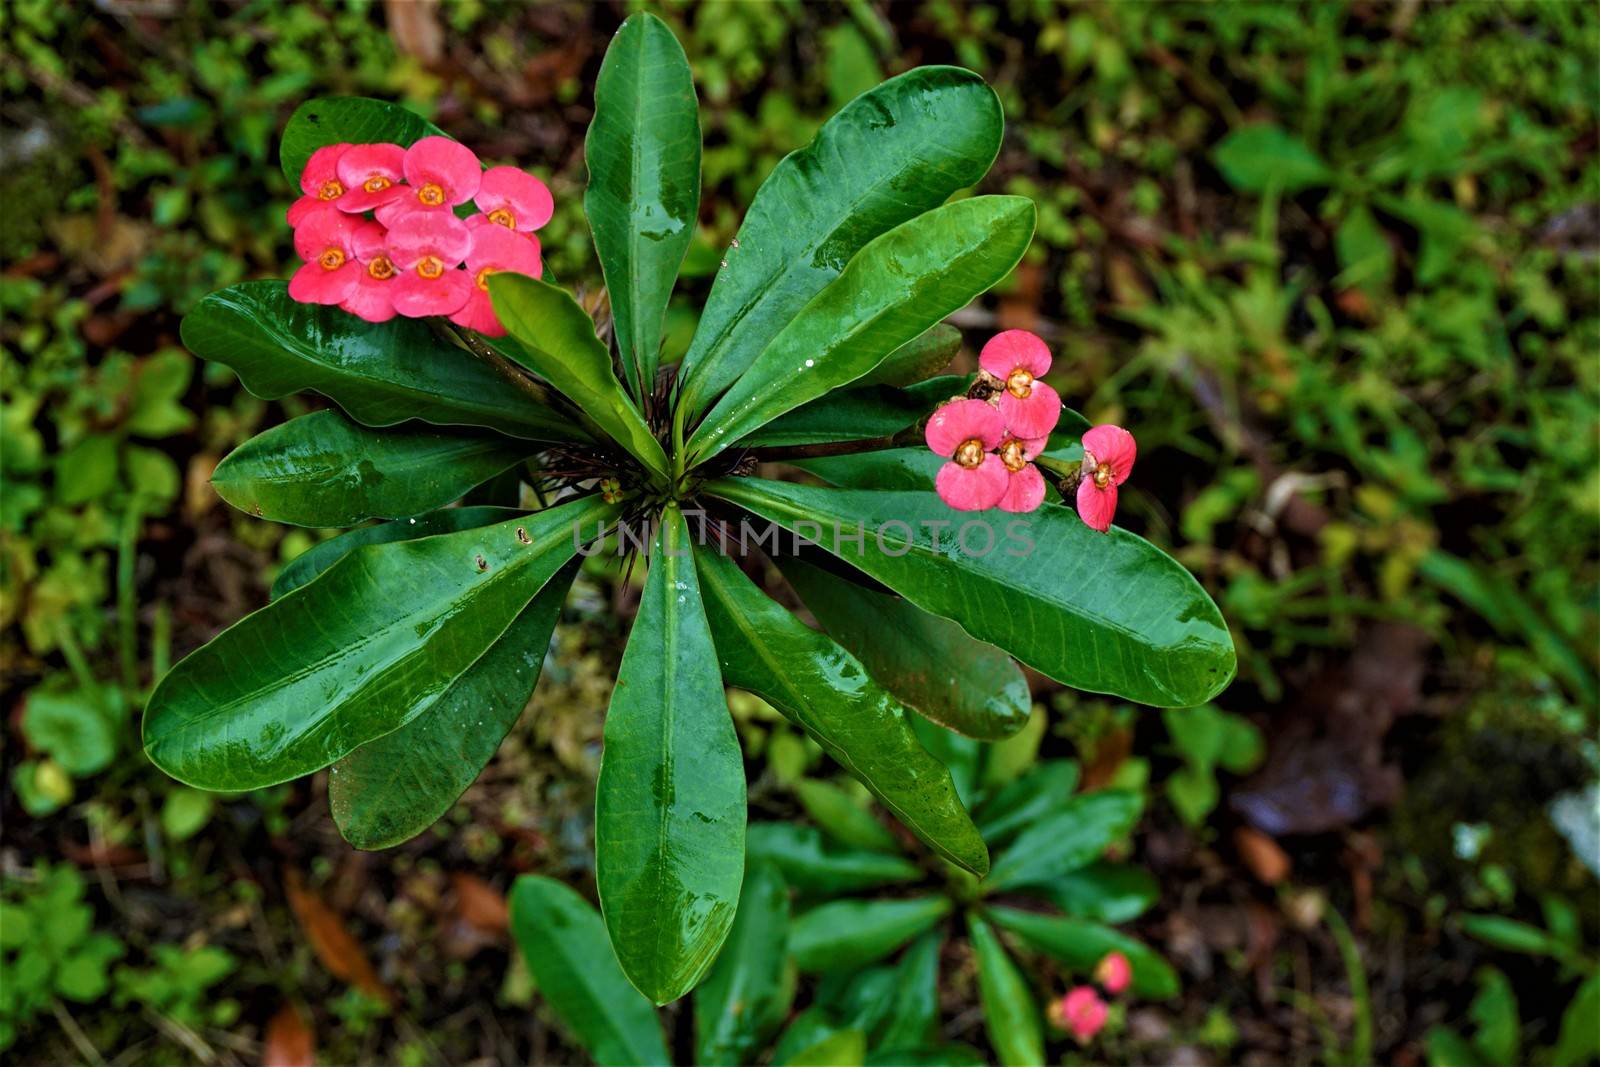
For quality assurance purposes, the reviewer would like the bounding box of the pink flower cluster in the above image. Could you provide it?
[925,331,1137,531]
[285,138,552,336]
[1048,951,1133,1044]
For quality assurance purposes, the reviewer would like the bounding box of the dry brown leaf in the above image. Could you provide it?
[450,872,509,934]
[283,869,390,1003]
[1234,826,1291,885]
[262,1001,315,1067]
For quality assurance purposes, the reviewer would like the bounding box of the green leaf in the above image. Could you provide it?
[1211,124,1333,194]
[876,931,943,1052]
[1426,1027,1487,1067]
[788,1029,868,1067]
[986,789,1143,891]
[1166,763,1219,827]
[795,779,901,854]
[280,96,444,186]
[967,912,1044,1067]
[1554,972,1600,1067]
[585,12,701,398]
[979,704,1046,791]
[160,788,214,843]
[909,716,981,809]
[688,196,1034,462]
[857,323,963,388]
[974,760,1082,846]
[1459,914,1571,959]
[796,448,946,492]
[789,897,951,973]
[781,558,1029,741]
[695,546,988,875]
[987,906,1180,999]
[676,67,1002,420]
[272,507,519,600]
[746,823,921,895]
[1467,968,1519,1066]
[696,861,793,1066]
[212,410,531,528]
[507,876,670,1067]
[708,478,1237,706]
[488,274,670,485]
[143,496,616,790]
[1334,205,1395,289]
[1037,862,1160,924]
[596,506,745,1005]
[182,282,577,443]
[865,1046,985,1066]
[740,377,965,449]
[329,561,578,849]
[21,684,120,777]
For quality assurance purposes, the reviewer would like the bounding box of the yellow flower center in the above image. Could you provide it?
[1093,462,1113,489]
[954,438,986,470]
[318,179,344,200]
[418,182,446,206]
[475,266,497,291]
[417,255,445,280]
[367,255,396,280]
[318,248,345,271]
[1006,368,1034,399]
[363,175,392,193]
[999,438,1028,472]
[488,208,516,229]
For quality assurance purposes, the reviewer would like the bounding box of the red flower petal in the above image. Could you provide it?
[475,166,554,232]
[403,136,481,205]
[286,195,321,227]
[936,454,1008,511]
[340,271,398,323]
[448,290,503,336]
[288,261,359,305]
[391,269,473,318]
[1075,478,1118,532]
[997,463,1046,513]
[979,329,1052,379]
[336,144,405,187]
[350,220,389,262]
[292,204,359,262]
[1081,424,1136,484]
[300,143,352,196]
[998,381,1063,439]
[925,398,1005,457]
[386,212,471,270]
[467,226,542,276]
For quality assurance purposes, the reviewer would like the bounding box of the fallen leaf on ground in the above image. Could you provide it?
[283,868,390,1003]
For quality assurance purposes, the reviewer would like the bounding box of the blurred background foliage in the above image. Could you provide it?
[1,1,1595,1063]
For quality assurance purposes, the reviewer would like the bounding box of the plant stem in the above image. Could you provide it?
[117,499,141,694]
[749,425,923,462]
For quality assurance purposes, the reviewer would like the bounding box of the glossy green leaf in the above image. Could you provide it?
[143,496,616,790]
[795,779,901,854]
[211,410,531,528]
[676,67,1002,419]
[507,876,671,1067]
[909,716,981,809]
[596,506,745,1005]
[696,861,793,1067]
[279,96,445,186]
[788,1029,867,1067]
[746,823,921,895]
[781,558,1029,741]
[876,931,943,1052]
[182,282,577,443]
[979,704,1046,791]
[688,196,1034,462]
[987,905,1180,999]
[864,1045,985,1066]
[967,912,1044,1067]
[586,12,701,398]
[329,561,578,850]
[789,897,951,973]
[272,507,518,600]
[1212,124,1334,194]
[974,759,1081,847]
[986,789,1143,892]
[857,324,963,388]
[488,274,670,485]
[1037,862,1161,923]
[740,377,964,449]
[695,546,988,875]
[707,478,1237,706]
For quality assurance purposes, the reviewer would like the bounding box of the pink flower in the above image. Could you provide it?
[338,220,399,323]
[1050,986,1108,1044]
[1076,424,1137,533]
[980,329,1063,440]
[335,143,407,213]
[1095,951,1132,995]
[449,225,542,336]
[473,166,554,233]
[926,399,1007,512]
[286,142,352,226]
[996,434,1049,514]
[288,204,363,306]
[386,212,473,318]
[376,136,482,225]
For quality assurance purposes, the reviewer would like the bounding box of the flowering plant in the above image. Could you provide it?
[143,14,1233,1005]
